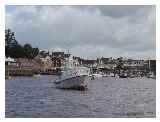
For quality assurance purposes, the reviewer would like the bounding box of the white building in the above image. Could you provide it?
[5,57,17,66]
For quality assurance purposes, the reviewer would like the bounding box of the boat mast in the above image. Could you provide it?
[148,58,151,72]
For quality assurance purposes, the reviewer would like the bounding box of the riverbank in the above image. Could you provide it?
[5,65,61,78]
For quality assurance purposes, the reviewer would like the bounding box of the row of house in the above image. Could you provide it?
[70,56,156,75]
[5,51,71,75]
[5,50,156,76]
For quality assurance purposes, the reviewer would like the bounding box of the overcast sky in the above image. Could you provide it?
[6,5,156,59]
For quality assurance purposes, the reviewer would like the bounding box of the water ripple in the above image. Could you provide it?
[6,76,156,118]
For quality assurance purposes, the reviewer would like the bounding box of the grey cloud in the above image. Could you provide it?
[6,5,156,59]
[72,5,154,18]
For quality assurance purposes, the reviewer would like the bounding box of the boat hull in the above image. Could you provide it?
[54,75,88,90]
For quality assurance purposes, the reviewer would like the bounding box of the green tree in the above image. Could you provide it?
[10,44,24,58]
[31,48,39,59]
[23,44,33,58]
[5,29,18,57]
[5,29,18,47]
[5,29,39,59]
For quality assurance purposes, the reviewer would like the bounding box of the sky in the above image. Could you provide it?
[5,5,156,59]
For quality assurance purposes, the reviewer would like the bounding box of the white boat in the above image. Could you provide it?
[102,73,108,77]
[54,68,88,90]
[33,74,41,78]
[129,74,135,78]
[54,55,89,90]
[108,73,115,77]
[147,72,156,79]
[92,73,103,78]
[119,72,128,78]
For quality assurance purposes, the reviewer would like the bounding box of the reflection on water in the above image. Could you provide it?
[5,76,156,118]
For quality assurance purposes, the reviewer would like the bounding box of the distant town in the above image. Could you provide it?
[5,50,156,77]
[5,29,156,78]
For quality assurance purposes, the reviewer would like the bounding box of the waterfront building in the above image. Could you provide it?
[72,56,81,66]
[5,57,17,66]
[96,57,116,74]
[51,52,71,68]
[120,59,148,76]
[81,59,97,68]
[52,51,65,58]
[15,58,42,70]
[5,58,42,76]
[39,56,53,70]
[51,57,62,69]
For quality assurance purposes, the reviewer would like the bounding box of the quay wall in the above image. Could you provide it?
[5,66,61,77]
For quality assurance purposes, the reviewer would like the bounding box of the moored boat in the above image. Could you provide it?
[33,74,41,78]
[147,72,156,79]
[119,72,128,78]
[54,70,88,90]
[92,73,103,78]
[54,53,89,90]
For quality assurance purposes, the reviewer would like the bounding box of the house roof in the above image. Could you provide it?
[5,57,15,62]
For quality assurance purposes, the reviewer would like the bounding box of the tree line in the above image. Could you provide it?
[5,29,39,59]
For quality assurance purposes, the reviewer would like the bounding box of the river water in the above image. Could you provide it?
[5,76,156,118]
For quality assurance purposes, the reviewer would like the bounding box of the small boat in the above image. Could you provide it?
[128,73,135,78]
[54,54,89,90]
[129,74,135,78]
[147,72,156,79]
[5,75,11,80]
[102,74,108,77]
[54,67,89,90]
[109,73,115,77]
[90,75,95,80]
[92,73,103,78]
[119,73,128,78]
[33,74,41,78]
